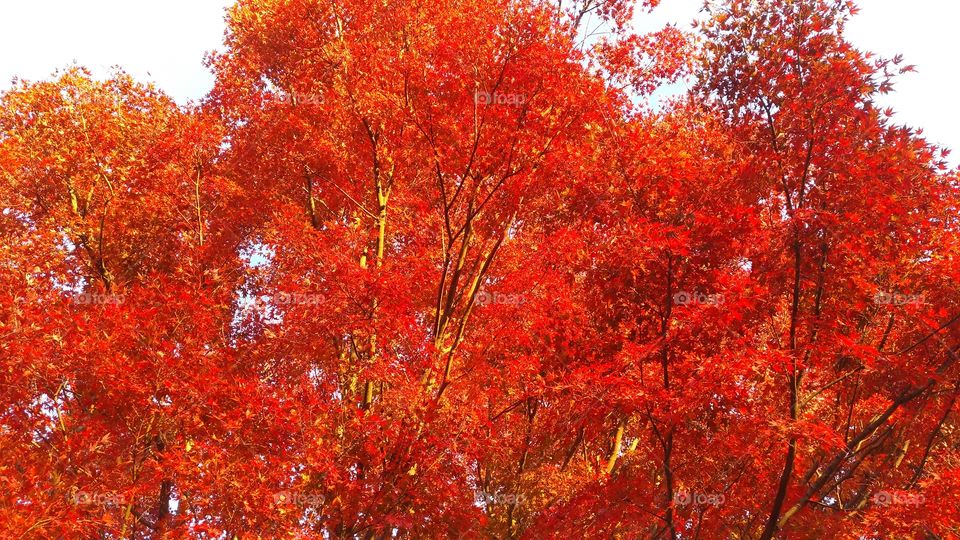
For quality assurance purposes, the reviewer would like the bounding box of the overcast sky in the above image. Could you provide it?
[1,0,957,163]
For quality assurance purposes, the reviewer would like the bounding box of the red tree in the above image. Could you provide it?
[1,0,958,538]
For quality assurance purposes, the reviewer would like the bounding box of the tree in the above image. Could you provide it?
[697,0,960,537]
[1,0,958,538]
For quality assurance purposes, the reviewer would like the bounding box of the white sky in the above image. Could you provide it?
[636,0,960,165]
[0,0,232,103]
[0,0,956,163]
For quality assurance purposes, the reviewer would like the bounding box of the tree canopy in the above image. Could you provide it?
[2,0,958,538]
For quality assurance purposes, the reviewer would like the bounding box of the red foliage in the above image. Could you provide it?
[2,0,959,538]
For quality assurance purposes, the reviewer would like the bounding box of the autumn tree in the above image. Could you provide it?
[2,0,958,538]
[696,0,960,537]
